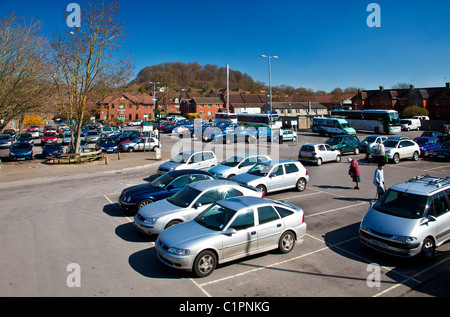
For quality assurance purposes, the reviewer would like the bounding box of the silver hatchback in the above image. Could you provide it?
[298,143,341,166]
[231,160,309,195]
[360,175,450,261]
[155,197,307,277]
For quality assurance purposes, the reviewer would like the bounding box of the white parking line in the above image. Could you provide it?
[104,194,134,223]
[305,201,367,218]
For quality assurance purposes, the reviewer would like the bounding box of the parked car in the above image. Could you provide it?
[95,137,118,153]
[67,139,90,153]
[85,130,100,143]
[420,131,443,138]
[373,138,420,164]
[127,120,143,126]
[360,135,388,153]
[62,131,72,145]
[0,134,14,148]
[360,175,450,261]
[413,136,441,157]
[2,129,16,140]
[26,126,40,138]
[298,143,341,166]
[118,136,160,152]
[432,141,450,161]
[411,115,430,121]
[399,118,421,131]
[9,142,33,160]
[208,154,270,179]
[157,150,217,175]
[119,170,216,215]
[155,196,307,277]
[17,133,34,145]
[231,160,309,195]
[282,129,298,142]
[325,134,361,155]
[134,179,263,236]
[42,143,64,157]
[41,131,58,145]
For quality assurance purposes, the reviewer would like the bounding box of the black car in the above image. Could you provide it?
[118,170,216,215]
[432,141,450,161]
[17,133,34,145]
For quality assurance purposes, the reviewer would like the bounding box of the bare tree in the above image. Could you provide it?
[49,0,133,154]
[0,13,52,131]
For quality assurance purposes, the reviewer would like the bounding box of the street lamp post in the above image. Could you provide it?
[260,55,278,126]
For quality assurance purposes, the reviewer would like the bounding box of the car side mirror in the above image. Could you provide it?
[222,228,237,235]
[194,202,202,209]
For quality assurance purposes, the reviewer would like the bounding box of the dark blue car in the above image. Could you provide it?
[118,170,216,215]
[413,136,441,157]
[95,137,118,153]
[42,143,64,157]
[432,141,450,161]
[9,142,33,160]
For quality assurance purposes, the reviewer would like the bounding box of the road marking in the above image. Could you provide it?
[305,201,367,218]
[104,195,134,223]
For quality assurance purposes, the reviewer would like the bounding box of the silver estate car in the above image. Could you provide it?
[208,153,270,179]
[231,160,309,195]
[155,196,307,277]
[157,150,217,175]
[134,179,263,236]
[298,143,341,166]
[360,175,450,261]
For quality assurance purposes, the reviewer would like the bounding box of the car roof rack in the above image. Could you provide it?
[407,175,450,189]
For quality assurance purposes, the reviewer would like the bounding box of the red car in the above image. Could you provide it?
[41,132,58,145]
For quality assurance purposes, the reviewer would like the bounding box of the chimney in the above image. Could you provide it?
[446,82,450,88]
[379,86,384,91]
[410,85,415,90]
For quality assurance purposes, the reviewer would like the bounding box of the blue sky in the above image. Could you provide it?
[1,0,450,92]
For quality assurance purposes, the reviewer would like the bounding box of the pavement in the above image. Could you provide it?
[0,148,172,184]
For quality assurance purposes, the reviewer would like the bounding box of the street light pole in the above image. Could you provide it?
[260,55,278,126]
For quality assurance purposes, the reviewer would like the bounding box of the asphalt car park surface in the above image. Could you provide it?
[0,129,449,297]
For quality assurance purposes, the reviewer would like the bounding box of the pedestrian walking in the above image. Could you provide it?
[374,142,385,164]
[348,158,361,189]
[373,162,385,199]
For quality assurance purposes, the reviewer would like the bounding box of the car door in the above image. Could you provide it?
[237,157,258,174]
[222,208,257,260]
[256,205,283,251]
[323,144,335,162]
[188,153,204,169]
[283,163,300,188]
[267,164,285,191]
[430,190,450,245]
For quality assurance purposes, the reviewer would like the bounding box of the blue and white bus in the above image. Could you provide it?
[214,112,238,124]
[330,109,401,134]
[237,113,279,127]
[312,117,356,135]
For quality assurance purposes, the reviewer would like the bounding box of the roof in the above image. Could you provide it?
[188,179,238,191]
[391,176,450,196]
[218,196,272,210]
[261,159,298,166]
[269,102,327,109]
[164,169,212,177]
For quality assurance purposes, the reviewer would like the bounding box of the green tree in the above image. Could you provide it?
[403,105,429,118]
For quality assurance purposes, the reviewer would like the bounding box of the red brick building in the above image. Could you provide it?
[99,92,155,122]
[180,97,224,120]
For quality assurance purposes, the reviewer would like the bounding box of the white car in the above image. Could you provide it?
[157,150,217,175]
[134,179,263,235]
[373,138,420,164]
[298,143,342,166]
[208,154,270,179]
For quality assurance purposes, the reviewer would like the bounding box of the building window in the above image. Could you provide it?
[135,114,139,120]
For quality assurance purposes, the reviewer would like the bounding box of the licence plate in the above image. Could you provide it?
[370,239,388,249]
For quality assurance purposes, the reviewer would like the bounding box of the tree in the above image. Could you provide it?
[49,0,133,154]
[0,14,52,131]
[403,105,428,118]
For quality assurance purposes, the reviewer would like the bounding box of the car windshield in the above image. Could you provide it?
[167,186,201,207]
[44,144,60,149]
[43,133,55,137]
[194,203,237,231]
[440,142,450,149]
[221,156,243,167]
[170,152,191,163]
[326,137,342,145]
[150,173,175,188]
[300,145,315,152]
[247,163,272,176]
[12,143,30,149]
[102,138,115,144]
[383,140,399,148]
[373,189,430,219]
[340,122,351,128]
[0,135,10,140]
[363,136,376,143]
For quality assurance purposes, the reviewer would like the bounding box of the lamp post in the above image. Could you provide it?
[260,55,277,126]
[150,81,161,154]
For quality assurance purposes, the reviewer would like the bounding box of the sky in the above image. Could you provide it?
[1,0,450,92]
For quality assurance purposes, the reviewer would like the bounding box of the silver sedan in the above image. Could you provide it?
[155,197,307,277]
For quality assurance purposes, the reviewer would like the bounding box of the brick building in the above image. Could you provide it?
[99,92,155,122]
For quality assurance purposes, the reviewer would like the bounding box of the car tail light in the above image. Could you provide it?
[312,152,317,156]
[305,169,308,176]
[301,213,305,223]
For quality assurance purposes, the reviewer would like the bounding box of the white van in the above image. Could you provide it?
[400,118,421,131]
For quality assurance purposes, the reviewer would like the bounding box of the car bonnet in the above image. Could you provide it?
[138,198,182,218]
[158,220,217,249]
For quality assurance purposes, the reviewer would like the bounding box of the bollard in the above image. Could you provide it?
[117,151,120,160]
[105,155,108,165]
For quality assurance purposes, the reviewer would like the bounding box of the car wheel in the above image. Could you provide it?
[335,154,341,163]
[165,219,182,229]
[138,199,153,210]
[227,174,235,179]
[393,153,400,164]
[316,157,322,166]
[420,237,435,262]
[296,178,307,192]
[193,250,217,278]
[127,147,134,152]
[256,184,267,196]
[412,151,419,161]
[354,147,360,155]
[279,231,295,254]
[424,150,430,157]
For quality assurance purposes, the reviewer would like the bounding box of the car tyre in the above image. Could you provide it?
[420,237,435,262]
[138,199,153,210]
[256,184,267,196]
[279,231,295,254]
[393,153,400,164]
[127,147,134,152]
[165,219,182,229]
[354,147,360,155]
[193,250,217,278]
[335,154,341,163]
[316,158,322,166]
[412,151,419,161]
[296,178,307,192]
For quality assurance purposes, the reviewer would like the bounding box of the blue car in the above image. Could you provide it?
[432,141,450,160]
[9,142,33,160]
[118,170,216,215]
[42,143,64,157]
[95,137,118,153]
[413,136,441,157]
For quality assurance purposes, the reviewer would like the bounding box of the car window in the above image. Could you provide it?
[317,145,325,151]
[257,206,280,225]
[257,156,269,163]
[229,208,254,231]
[274,206,294,218]
[219,187,243,200]
[284,163,299,174]
[270,165,284,177]
[190,174,212,183]
[431,191,449,217]
[169,175,191,188]
[324,144,332,151]
[190,153,203,163]
[196,189,218,205]
[240,157,256,167]
[203,152,214,160]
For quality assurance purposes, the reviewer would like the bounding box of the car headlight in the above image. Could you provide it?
[167,247,190,256]
[143,217,158,226]
[126,196,131,202]
[392,235,417,243]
